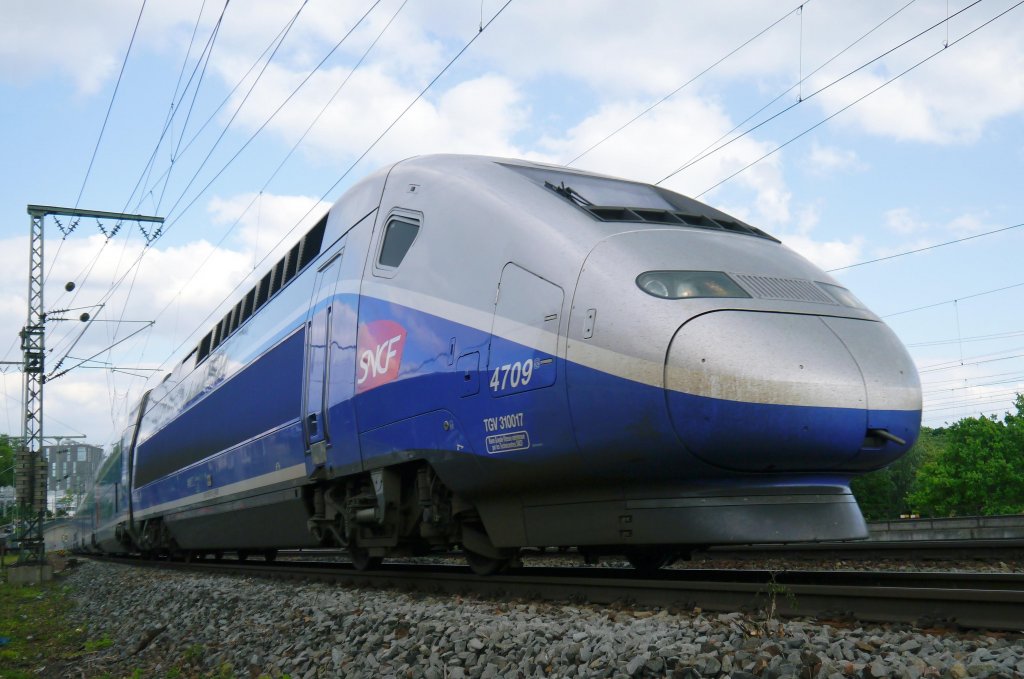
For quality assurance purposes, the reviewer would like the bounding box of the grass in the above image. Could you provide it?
[0,578,85,679]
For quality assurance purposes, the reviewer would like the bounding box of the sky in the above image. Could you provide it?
[0,0,1022,447]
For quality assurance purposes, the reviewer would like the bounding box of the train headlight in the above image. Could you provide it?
[817,282,866,309]
[635,271,750,300]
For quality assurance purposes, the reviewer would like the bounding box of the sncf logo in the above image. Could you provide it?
[356,320,407,393]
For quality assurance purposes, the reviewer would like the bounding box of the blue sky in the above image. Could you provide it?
[1,0,1022,444]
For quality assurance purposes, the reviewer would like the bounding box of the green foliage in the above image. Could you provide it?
[851,427,944,520]
[0,580,84,678]
[84,635,114,652]
[908,394,1024,517]
[0,434,14,487]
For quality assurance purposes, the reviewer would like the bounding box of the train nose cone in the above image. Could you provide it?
[665,311,920,472]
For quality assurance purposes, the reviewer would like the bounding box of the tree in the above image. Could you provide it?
[851,427,944,520]
[0,434,14,487]
[908,394,1024,517]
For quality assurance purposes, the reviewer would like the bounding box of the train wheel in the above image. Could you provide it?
[626,549,677,575]
[264,549,278,562]
[349,547,382,571]
[237,550,249,562]
[464,550,511,576]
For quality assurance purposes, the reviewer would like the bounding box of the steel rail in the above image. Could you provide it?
[702,538,1024,562]
[86,557,1024,632]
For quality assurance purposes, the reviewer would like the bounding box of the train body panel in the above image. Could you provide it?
[77,154,922,567]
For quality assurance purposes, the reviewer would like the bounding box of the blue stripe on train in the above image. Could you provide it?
[132,292,922,514]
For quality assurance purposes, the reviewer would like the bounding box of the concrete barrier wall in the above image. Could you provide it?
[867,515,1024,541]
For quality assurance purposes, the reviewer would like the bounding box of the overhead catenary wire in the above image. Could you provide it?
[43,0,304,380]
[564,0,810,166]
[153,0,230,213]
[148,0,517,377]
[139,0,210,211]
[881,281,1024,318]
[829,221,1024,272]
[659,0,923,185]
[155,0,312,217]
[159,0,385,227]
[146,0,412,336]
[44,0,149,291]
[44,0,231,322]
[666,0,1018,195]
[47,0,384,383]
[96,0,310,400]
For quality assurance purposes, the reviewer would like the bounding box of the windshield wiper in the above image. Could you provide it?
[544,180,592,208]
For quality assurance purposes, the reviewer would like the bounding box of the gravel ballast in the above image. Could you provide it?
[61,560,1024,679]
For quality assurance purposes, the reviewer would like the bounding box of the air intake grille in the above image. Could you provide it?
[733,275,835,304]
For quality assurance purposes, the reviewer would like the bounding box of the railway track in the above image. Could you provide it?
[702,538,1024,561]
[90,556,1024,632]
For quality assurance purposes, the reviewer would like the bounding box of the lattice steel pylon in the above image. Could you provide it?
[14,205,162,566]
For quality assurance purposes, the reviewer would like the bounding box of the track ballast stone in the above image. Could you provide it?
[62,560,1024,679]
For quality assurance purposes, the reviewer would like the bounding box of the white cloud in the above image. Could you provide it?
[946,213,992,236]
[539,94,792,227]
[882,209,994,239]
[0,0,208,94]
[207,192,332,265]
[778,233,865,272]
[807,6,1024,145]
[884,207,930,235]
[0,190,327,441]
[807,141,864,175]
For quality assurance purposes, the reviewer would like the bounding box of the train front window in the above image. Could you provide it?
[508,164,677,211]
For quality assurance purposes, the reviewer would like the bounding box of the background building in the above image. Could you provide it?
[43,442,103,514]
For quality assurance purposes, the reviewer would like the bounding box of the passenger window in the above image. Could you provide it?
[378,219,419,268]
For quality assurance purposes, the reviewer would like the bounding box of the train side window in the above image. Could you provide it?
[197,333,212,363]
[378,218,419,269]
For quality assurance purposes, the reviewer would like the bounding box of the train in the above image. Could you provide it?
[72,154,922,574]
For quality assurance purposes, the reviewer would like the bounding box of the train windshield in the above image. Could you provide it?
[508,164,679,210]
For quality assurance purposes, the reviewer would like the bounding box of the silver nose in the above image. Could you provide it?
[665,310,920,472]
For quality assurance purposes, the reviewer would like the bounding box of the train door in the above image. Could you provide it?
[487,263,562,395]
[482,262,577,460]
[303,248,345,474]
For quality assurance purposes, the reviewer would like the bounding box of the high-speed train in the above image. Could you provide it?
[74,154,921,574]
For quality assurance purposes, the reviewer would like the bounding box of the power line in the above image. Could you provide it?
[686,0,1023,198]
[881,281,1024,318]
[161,0,384,225]
[659,0,921,188]
[149,0,517,376]
[829,222,1024,272]
[97,0,310,398]
[922,368,1024,387]
[44,0,150,289]
[907,329,1024,349]
[919,352,1024,374]
[44,2,228,329]
[147,0,412,336]
[156,0,311,217]
[655,0,995,191]
[74,0,148,210]
[564,0,809,166]
[923,395,1023,417]
[924,377,1024,397]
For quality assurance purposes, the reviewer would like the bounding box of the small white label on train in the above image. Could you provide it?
[485,430,531,454]
[482,412,524,432]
